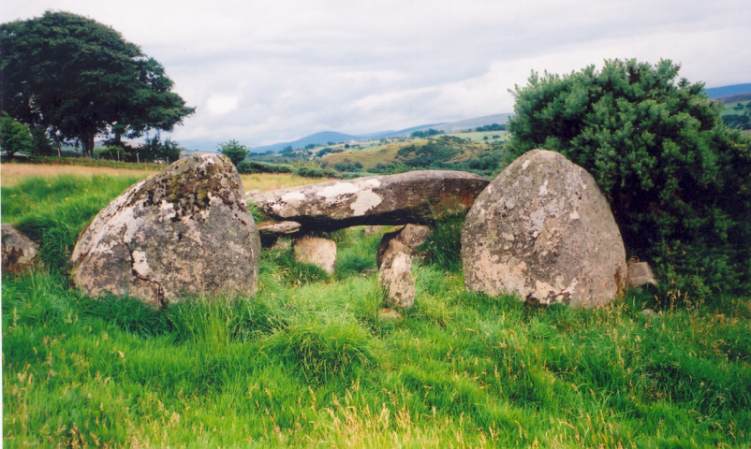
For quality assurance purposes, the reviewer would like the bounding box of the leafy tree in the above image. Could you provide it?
[410,128,444,138]
[475,123,505,131]
[0,11,194,157]
[508,59,751,296]
[29,126,54,156]
[0,113,33,158]
[138,135,182,162]
[219,139,249,166]
[280,146,295,157]
[333,161,363,172]
[396,136,463,168]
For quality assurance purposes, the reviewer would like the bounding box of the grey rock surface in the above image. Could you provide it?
[293,236,337,274]
[248,170,488,230]
[627,260,658,288]
[1,224,39,275]
[462,149,627,307]
[70,154,261,307]
[258,220,301,247]
[378,238,416,308]
[376,224,432,268]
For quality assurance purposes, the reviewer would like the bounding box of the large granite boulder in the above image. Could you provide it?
[248,170,488,231]
[71,154,261,307]
[461,149,626,307]
[1,224,39,275]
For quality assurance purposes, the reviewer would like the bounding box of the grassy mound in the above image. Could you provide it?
[2,175,750,448]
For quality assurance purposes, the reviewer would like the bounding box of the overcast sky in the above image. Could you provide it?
[3,0,750,148]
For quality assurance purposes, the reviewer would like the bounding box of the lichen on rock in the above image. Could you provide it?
[247,170,488,231]
[70,154,261,307]
[461,149,627,308]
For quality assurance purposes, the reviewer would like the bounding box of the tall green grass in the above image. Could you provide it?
[2,175,751,448]
[2,175,138,272]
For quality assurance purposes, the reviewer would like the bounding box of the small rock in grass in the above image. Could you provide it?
[1,224,39,275]
[293,236,336,274]
[627,260,658,288]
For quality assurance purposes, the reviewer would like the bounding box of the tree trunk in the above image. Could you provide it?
[80,133,96,158]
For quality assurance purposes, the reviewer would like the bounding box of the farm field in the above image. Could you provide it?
[0,162,331,191]
[0,162,159,187]
[321,141,420,169]
[2,174,750,448]
[318,131,504,172]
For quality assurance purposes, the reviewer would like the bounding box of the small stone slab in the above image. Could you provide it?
[293,236,337,274]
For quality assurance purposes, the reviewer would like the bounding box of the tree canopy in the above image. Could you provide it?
[219,139,249,166]
[507,59,751,297]
[0,11,194,156]
[0,113,33,158]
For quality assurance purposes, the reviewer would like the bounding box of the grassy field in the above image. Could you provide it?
[320,133,499,171]
[0,163,159,187]
[322,141,422,169]
[0,162,329,191]
[2,174,750,448]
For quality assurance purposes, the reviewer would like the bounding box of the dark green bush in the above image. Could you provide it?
[0,112,33,158]
[396,136,462,168]
[294,166,337,178]
[333,160,363,172]
[237,160,293,174]
[507,59,751,297]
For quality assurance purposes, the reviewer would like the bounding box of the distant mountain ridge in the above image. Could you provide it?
[179,83,750,152]
[250,113,512,153]
[705,83,751,100]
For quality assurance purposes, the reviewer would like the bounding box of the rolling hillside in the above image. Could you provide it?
[252,114,511,153]
[705,83,751,100]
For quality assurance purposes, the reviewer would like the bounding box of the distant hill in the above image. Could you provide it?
[252,131,356,154]
[182,84,751,152]
[251,113,512,153]
[705,83,751,101]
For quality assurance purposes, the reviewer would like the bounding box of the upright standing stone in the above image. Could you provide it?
[376,224,432,267]
[461,149,626,307]
[70,154,261,307]
[378,238,416,309]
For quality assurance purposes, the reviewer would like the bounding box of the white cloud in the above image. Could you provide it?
[2,0,750,148]
[205,94,240,116]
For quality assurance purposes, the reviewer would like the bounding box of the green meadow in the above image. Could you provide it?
[2,175,751,448]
